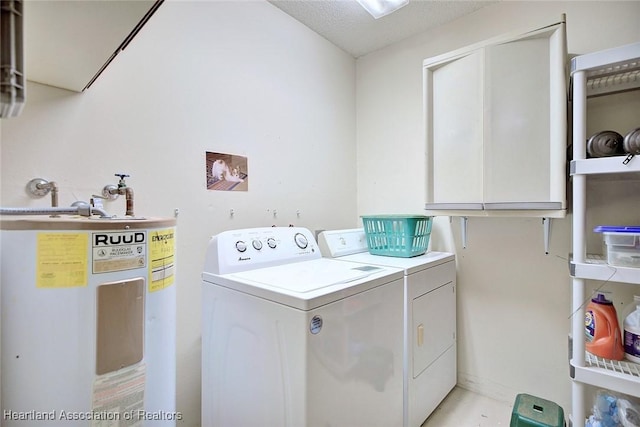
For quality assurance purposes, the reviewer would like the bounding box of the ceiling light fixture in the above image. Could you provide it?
[355,0,409,19]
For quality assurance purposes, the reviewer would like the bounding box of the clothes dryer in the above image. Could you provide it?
[319,228,456,427]
[202,227,405,427]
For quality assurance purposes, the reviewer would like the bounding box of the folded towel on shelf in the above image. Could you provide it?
[587,130,625,158]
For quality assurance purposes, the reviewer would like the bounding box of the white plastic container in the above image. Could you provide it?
[622,295,640,363]
[594,226,640,268]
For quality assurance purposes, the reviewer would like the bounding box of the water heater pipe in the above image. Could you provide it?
[0,205,111,218]
[125,186,134,217]
[44,181,59,207]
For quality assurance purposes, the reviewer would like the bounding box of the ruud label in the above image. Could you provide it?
[94,232,146,246]
[92,231,147,274]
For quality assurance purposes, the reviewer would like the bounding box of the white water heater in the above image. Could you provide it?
[1,216,177,426]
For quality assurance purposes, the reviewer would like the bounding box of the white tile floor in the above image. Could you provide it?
[421,386,514,427]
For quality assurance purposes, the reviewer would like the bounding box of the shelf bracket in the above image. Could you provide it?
[543,217,551,254]
[460,216,468,249]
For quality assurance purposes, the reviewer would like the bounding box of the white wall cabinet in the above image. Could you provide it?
[23,0,161,92]
[423,17,568,218]
[569,42,640,426]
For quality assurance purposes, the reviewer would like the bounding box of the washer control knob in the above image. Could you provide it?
[267,238,277,249]
[235,240,247,252]
[294,233,308,249]
[252,239,263,250]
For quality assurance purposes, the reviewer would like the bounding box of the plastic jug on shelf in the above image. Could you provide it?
[622,295,640,363]
[585,293,625,360]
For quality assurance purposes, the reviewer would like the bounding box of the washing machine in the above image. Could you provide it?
[201,227,405,427]
[319,228,456,427]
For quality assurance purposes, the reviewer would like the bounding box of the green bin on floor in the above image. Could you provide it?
[510,393,565,427]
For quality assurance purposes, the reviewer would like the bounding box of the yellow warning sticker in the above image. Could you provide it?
[36,233,88,288]
[148,228,176,292]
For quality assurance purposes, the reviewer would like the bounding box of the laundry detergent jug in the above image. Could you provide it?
[585,293,625,360]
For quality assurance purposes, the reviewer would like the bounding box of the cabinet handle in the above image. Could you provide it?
[417,324,424,347]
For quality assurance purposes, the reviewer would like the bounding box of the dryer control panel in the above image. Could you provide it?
[204,227,321,274]
[318,228,368,258]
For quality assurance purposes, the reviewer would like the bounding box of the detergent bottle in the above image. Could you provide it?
[622,295,640,363]
[584,293,625,360]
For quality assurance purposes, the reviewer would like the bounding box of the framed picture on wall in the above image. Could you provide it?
[205,151,248,191]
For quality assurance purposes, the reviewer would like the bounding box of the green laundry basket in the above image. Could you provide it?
[510,394,565,427]
[361,215,432,258]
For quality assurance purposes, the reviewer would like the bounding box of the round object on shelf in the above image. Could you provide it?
[587,130,624,157]
[623,127,640,155]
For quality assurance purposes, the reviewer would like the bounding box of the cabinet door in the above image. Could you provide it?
[427,51,484,207]
[483,25,566,208]
[484,37,550,203]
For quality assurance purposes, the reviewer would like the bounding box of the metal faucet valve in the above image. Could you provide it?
[115,174,130,188]
[26,178,59,209]
[102,185,119,200]
[101,173,135,217]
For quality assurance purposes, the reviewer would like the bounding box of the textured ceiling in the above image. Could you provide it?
[268,0,499,58]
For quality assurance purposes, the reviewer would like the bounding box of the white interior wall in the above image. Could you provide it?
[0,1,356,425]
[356,0,640,414]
